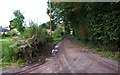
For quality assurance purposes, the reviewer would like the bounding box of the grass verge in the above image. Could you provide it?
[0,38,23,69]
[77,39,120,62]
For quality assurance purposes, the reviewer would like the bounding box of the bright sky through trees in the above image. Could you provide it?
[0,0,49,27]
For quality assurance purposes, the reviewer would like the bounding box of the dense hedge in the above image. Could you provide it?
[86,3,119,50]
[49,2,120,51]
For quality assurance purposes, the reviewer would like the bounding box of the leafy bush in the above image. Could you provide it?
[2,30,18,38]
[12,22,52,63]
[53,29,62,37]
[6,30,18,36]
[86,3,120,51]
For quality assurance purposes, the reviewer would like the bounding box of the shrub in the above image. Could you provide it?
[12,22,52,63]
[2,30,18,38]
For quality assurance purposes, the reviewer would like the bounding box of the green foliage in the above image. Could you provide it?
[5,30,18,37]
[40,23,49,29]
[77,39,120,61]
[1,21,53,67]
[1,38,25,69]
[50,2,120,51]
[86,3,120,50]
[1,39,17,63]
[2,30,18,38]
[53,29,62,38]
[13,21,52,62]
[9,10,25,33]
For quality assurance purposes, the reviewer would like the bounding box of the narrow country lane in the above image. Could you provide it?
[2,36,119,74]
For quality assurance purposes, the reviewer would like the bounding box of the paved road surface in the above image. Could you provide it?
[2,36,119,74]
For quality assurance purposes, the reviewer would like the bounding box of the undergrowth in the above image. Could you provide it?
[77,39,120,62]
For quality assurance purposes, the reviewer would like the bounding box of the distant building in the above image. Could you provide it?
[0,26,9,34]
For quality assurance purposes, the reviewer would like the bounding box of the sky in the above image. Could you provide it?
[0,0,50,27]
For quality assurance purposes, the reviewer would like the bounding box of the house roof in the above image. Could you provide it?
[0,28,9,32]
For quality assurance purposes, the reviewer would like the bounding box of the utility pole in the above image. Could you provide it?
[49,0,52,36]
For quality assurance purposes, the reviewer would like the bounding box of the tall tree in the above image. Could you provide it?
[48,2,120,51]
[9,10,25,33]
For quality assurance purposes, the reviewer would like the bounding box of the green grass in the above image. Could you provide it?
[93,49,119,61]
[0,38,20,69]
[53,36,63,41]
[0,39,10,42]
[1,35,64,69]
[77,39,120,62]
[2,39,16,61]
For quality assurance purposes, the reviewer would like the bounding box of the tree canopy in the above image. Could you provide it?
[47,2,120,51]
[9,10,25,33]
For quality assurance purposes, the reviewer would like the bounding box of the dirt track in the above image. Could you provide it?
[2,36,119,74]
